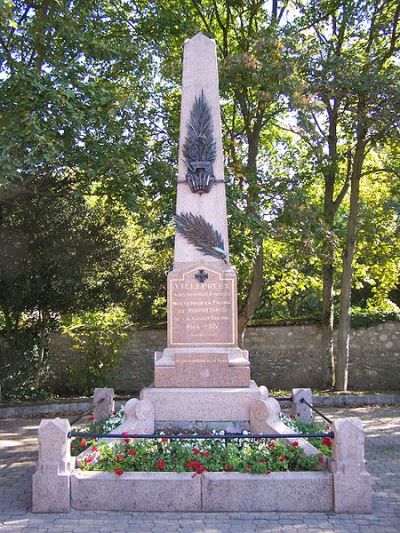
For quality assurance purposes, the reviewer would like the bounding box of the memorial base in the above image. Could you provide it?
[154,347,250,387]
[140,380,262,430]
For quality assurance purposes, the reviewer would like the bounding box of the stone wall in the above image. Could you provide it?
[49,321,400,393]
[113,321,400,392]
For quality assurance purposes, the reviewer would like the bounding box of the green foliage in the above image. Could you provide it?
[0,0,399,397]
[79,435,320,474]
[0,326,54,401]
[59,308,128,397]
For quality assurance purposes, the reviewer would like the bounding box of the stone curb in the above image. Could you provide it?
[0,400,126,419]
[1,394,399,419]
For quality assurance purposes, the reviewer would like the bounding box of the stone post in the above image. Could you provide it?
[32,418,74,512]
[93,387,115,421]
[330,418,372,513]
[291,388,313,424]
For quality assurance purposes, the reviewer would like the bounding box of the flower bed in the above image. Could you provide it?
[79,434,322,476]
[72,408,330,476]
[280,413,333,456]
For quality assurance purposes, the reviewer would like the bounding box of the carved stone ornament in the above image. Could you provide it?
[183,90,217,194]
[195,269,208,283]
[175,212,227,262]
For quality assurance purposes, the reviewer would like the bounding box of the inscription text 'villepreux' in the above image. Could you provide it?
[168,267,235,346]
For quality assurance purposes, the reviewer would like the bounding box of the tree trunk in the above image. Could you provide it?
[238,244,264,345]
[320,262,335,387]
[335,136,366,390]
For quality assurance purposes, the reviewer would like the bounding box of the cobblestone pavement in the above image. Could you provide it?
[0,406,399,532]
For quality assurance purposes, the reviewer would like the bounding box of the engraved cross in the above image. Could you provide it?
[195,269,208,283]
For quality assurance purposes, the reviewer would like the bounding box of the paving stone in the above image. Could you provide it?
[1,406,400,532]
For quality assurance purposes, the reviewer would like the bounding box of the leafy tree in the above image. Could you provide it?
[289,0,400,389]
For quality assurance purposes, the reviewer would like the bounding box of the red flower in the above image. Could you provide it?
[223,464,233,472]
[91,446,99,452]
[117,453,124,461]
[128,449,137,456]
[87,416,95,422]
[291,441,299,447]
[322,437,332,448]
[201,451,210,458]
[246,463,253,471]
[121,431,129,435]
[185,460,206,474]
[192,448,200,455]
[124,438,131,444]
[259,458,266,463]
[114,468,124,476]
[80,438,88,448]
[156,459,166,470]
[279,454,286,462]
[318,456,325,464]
[268,442,276,449]
[289,415,295,420]
[161,437,169,443]
[85,456,94,463]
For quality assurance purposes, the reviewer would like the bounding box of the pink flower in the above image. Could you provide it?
[84,456,94,463]
[117,453,124,461]
[201,451,210,458]
[156,459,166,470]
[289,415,295,420]
[91,446,99,452]
[80,438,88,447]
[114,468,124,476]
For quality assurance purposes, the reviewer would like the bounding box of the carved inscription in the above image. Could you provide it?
[168,267,235,346]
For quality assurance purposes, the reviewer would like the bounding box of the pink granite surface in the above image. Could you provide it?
[168,265,237,347]
[140,381,261,422]
[155,360,249,387]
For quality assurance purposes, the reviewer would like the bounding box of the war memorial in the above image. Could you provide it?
[32,34,372,514]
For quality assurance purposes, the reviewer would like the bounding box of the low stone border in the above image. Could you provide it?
[71,470,332,512]
[2,393,400,419]
[32,416,372,514]
[0,399,126,419]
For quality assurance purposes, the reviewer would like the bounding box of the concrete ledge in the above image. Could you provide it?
[202,471,333,512]
[71,471,201,511]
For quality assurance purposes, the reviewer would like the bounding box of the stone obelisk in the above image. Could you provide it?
[141,33,261,427]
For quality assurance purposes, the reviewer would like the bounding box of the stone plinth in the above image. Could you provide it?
[155,264,250,388]
[140,380,261,427]
[155,347,249,388]
[32,418,74,513]
[330,417,372,513]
